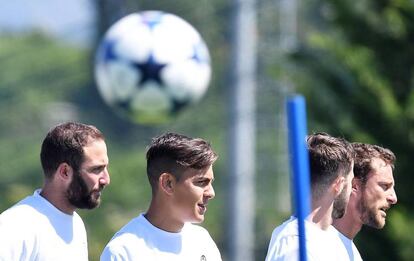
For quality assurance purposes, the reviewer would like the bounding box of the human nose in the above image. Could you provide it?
[387,188,397,205]
[100,168,110,186]
[205,183,215,199]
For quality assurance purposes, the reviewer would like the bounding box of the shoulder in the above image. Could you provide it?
[184,223,222,261]
[101,236,136,260]
[0,197,41,260]
[269,217,299,241]
[0,195,42,226]
[71,211,87,237]
[265,217,300,261]
[183,223,216,243]
[101,228,152,261]
[101,215,146,254]
[72,212,86,226]
[111,215,146,238]
[327,226,363,261]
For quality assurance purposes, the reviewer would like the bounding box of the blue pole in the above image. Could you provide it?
[286,95,311,261]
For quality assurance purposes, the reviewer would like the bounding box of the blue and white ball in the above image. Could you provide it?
[95,11,211,124]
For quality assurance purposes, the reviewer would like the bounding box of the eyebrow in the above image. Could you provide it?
[86,164,107,171]
[196,176,214,181]
[379,181,394,187]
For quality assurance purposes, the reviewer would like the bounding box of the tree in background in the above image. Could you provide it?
[0,32,90,208]
[288,0,414,260]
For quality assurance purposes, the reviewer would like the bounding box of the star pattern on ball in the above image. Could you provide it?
[133,54,167,86]
[191,43,210,64]
[102,40,117,61]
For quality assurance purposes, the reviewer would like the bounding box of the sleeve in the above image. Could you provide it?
[207,236,222,261]
[266,234,322,261]
[265,234,300,261]
[0,214,36,261]
[200,228,222,261]
[101,244,132,261]
[100,245,128,261]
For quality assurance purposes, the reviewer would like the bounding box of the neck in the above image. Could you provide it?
[41,182,75,215]
[145,198,184,233]
[332,206,363,239]
[307,196,334,230]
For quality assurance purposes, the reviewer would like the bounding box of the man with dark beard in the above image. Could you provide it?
[332,143,397,260]
[0,122,110,261]
[266,132,355,261]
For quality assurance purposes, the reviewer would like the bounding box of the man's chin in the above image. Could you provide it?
[88,192,102,208]
[190,215,205,224]
[375,218,386,229]
[87,198,101,209]
[365,213,385,229]
[71,197,100,210]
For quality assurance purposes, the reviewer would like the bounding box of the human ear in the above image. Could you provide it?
[160,173,175,195]
[333,176,345,196]
[56,163,73,181]
[352,178,360,192]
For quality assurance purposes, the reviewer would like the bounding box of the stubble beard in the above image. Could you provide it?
[332,186,348,219]
[359,193,385,229]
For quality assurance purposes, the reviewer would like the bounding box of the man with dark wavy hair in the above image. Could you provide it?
[101,132,222,261]
[266,132,355,261]
[332,143,397,260]
[0,122,110,261]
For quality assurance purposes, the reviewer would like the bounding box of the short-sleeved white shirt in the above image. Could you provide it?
[330,226,363,261]
[265,216,351,261]
[100,213,222,261]
[0,190,88,261]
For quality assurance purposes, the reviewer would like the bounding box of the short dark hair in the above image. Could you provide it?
[352,143,395,184]
[40,122,105,178]
[307,132,354,198]
[146,132,218,191]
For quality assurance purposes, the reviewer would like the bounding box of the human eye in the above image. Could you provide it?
[379,182,391,191]
[90,166,105,174]
[195,179,209,187]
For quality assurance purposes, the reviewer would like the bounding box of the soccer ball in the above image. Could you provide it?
[94,11,211,124]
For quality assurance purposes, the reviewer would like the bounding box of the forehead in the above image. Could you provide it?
[182,165,214,179]
[367,157,394,183]
[82,139,108,164]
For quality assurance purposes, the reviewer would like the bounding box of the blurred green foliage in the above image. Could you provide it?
[0,31,91,208]
[0,30,230,260]
[289,0,414,260]
[4,0,414,260]
[0,1,289,257]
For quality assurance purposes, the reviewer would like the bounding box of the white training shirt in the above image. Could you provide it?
[265,216,351,261]
[100,213,222,261]
[0,190,88,261]
[330,226,363,261]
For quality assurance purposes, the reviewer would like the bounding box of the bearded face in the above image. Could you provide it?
[67,170,102,209]
[332,165,354,220]
[357,158,397,229]
[332,182,349,219]
[66,139,110,210]
[358,192,384,228]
